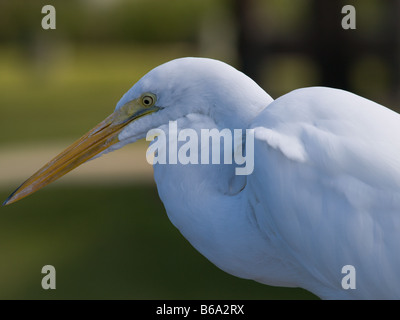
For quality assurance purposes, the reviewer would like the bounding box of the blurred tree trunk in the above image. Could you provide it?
[309,0,353,90]
[235,0,263,83]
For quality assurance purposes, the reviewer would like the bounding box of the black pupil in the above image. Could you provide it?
[144,97,152,105]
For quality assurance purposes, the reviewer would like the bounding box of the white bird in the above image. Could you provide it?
[4,57,400,299]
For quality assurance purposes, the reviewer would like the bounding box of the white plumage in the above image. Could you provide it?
[115,58,400,299]
[6,57,400,299]
[250,88,400,298]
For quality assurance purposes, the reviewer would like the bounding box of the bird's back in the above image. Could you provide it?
[248,87,400,299]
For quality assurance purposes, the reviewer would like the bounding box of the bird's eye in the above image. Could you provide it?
[141,94,156,107]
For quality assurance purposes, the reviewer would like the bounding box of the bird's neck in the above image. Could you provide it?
[150,114,281,282]
[150,113,322,288]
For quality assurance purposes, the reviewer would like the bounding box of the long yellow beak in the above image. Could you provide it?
[3,100,159,206]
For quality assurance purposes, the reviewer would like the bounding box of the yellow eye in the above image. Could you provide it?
[141,94,156,107]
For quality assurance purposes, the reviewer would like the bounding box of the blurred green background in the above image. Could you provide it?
[0,0,398,299]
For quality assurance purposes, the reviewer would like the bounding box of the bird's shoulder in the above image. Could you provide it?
[250,86,400,188]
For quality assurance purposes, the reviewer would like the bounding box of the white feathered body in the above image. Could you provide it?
[152,85,400,299]
[250,87,400,299]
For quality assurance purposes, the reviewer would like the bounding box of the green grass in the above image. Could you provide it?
[0,184,318,299]
[0,44,196,146]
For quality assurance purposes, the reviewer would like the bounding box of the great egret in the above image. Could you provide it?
[3,58,400,299]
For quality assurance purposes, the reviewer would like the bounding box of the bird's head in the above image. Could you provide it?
[3,57,271,205]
